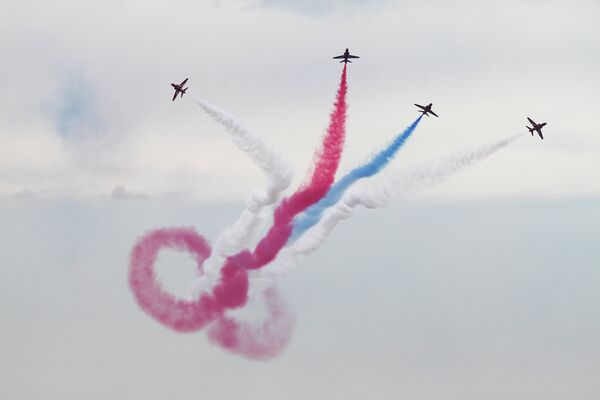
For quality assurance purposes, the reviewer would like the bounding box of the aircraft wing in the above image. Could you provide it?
[180,78,188,86]
[429,110,439,117]
[333,55,345,59]
[172,91,178,101]
[527,117,536,125]
[414,104,425,110]
[347,55,359,59]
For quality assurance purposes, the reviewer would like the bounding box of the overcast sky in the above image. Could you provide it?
[2,0,599,200]
[1,1,599,399]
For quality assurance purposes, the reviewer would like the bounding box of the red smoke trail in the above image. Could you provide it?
[204,65,347,354]
[129,66,348,348]
[210,64,348,305]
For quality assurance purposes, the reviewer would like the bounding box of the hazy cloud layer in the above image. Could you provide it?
[1,197,598,399]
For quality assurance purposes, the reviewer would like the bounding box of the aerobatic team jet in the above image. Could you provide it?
[171,78,189,101]
[526,117,547,140]
[415,103,438,117]
[333,48,360,63]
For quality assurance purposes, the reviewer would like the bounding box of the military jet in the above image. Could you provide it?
[171,78,189,101]
[415,103,438,117]
[526,117,547,140]
[333,48,360,64]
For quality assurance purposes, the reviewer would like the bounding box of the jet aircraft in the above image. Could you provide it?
[333,48,359,63]
[171,78,189,101]
[526,117,546,139]
[415,103,438,117]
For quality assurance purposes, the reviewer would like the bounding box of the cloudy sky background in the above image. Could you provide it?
[1,0,599,398]
[2,0,600,200]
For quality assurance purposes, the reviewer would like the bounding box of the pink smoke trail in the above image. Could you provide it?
[207,286,295,360]
[129,228,213,332]
[129,66,348,350]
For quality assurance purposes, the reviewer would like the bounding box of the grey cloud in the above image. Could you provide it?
[238,0,388,15]
[110,185,151,201]
[0,189,36,202]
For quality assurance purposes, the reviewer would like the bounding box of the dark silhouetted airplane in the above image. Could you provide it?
[333,48,359,63]
[171,78,188,101]
[415,103,438,117]
[526,117,546,139]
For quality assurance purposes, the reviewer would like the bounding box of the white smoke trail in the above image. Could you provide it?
[190,97,294,295]
[259,133,524,279]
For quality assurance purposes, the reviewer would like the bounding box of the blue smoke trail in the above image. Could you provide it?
[290,115,423,242]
